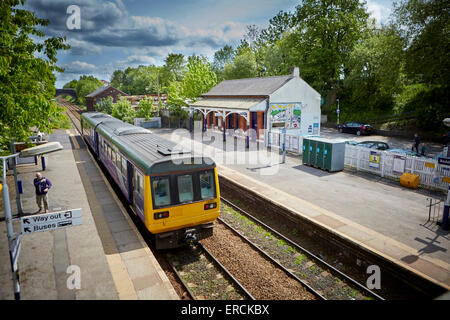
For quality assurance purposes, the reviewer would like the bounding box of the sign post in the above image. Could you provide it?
[1,154,22,300]
[282,127,286,164]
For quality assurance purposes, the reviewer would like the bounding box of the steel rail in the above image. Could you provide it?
[197,243,255,300]
[220,196,385,301]
[166,257,196,300]
[217,217,326,300]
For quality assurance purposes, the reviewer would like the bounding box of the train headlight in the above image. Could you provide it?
[204,202,217,210]
[154,211,169,220]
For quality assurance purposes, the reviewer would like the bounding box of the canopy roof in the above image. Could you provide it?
[190,98,266,112]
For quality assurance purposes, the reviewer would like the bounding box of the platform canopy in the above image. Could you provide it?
[190,98,267,112]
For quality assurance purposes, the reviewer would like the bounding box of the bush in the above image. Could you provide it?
[111,97,135,124]
[136,98,159,120]
[96,96,114,114]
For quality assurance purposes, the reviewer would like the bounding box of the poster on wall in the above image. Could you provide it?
[369,151,381,169]
[270,103,302,129]
[393,155,406,174]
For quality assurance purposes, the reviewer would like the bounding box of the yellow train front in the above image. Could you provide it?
[81,112,220,249]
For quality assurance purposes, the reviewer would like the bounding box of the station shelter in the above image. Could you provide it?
[189,67,321,147]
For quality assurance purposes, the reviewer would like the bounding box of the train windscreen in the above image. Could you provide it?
[150,169,216,209]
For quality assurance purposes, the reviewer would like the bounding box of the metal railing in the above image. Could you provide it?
[426,198,443,223]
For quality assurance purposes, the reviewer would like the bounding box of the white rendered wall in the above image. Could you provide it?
[268,76,321,136]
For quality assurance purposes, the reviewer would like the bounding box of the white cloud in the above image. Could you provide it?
[365,0,392,26]
[62,60,98,73]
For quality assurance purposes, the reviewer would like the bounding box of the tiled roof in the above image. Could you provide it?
[203,75,293,97]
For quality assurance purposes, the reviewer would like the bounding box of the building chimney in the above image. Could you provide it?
[291,66,300,77]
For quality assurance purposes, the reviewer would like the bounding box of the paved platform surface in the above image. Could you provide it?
[0,129,178,300]
[156,128,450,291]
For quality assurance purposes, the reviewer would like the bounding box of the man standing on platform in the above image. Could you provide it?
[34,172,52,213]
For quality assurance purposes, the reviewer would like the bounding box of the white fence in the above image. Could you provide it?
[345,145,450,191]
[268,131,308,154]
[267,132,450,191]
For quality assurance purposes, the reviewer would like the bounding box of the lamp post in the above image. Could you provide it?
[441,118,450,230]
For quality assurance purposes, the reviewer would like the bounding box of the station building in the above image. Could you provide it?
[189,67,321,145]
[85,86,127,111]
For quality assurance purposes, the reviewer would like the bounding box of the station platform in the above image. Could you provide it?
[156,128,450,292]
[0,129,178,300]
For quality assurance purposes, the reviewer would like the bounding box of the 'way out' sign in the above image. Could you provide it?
[20,209,82,234]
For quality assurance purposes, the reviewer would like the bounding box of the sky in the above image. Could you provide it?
[22,0,395,88]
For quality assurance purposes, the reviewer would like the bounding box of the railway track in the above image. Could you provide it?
[164,243,254,300]
[218,197,384,300]
[59,102,383,300]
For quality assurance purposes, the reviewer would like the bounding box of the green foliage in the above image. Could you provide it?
[63,79,78,89]
[164,53,185,82]
[95,96,114,115]
[394,0,450,86]
[0,0,69,152]
[223,50,257,80]
[135,98,159,120]
[400,85,450,132]
[75,75,103,105]
[49,106,71,129]
[344,26,405,113]
[111,97,135,124]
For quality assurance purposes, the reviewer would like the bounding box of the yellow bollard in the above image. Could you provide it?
[400,172,420,189]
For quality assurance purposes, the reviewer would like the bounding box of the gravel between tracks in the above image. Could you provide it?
[201,222,317,300]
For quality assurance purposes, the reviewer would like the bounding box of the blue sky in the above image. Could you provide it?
[23,0,395,88]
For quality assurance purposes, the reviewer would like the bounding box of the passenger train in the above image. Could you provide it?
[81,112,220,249]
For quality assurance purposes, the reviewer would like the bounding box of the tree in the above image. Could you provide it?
[75,75,103,106]
[111,97,135,124]
[223,50,258,80]
[181,55,217,102]
[164,53,185,82]
[63,79,78,89]
[110,70,124,89]
[95,96,114,114]
[0,0,68,151]
[394,0,450,86]
[260,10,295,43]
[344,26,405,113]
[135,98,158,120]
[289,0,369,106]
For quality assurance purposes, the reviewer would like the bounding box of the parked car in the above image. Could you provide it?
[443,131,450,145]
[387,148,429,158]
[337,122,373,136]
[356,141,390,150]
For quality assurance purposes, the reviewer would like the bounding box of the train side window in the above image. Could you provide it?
[152,178,171,207]
[121,158,127,176]
[136,171,144,197]
[177,174,194,203]
[200,170,215,199]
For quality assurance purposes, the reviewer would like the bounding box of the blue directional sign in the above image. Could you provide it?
[21,209,82,234]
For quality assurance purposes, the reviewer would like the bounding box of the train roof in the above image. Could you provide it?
[81,112,215,175]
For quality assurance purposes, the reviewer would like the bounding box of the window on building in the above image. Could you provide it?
[152,177,171,207]
[177,174,194,203]
[200,170,215,199]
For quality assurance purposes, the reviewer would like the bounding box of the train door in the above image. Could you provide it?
[94,131,99,155]
[127,161,134,204]
[133,169,145,221]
